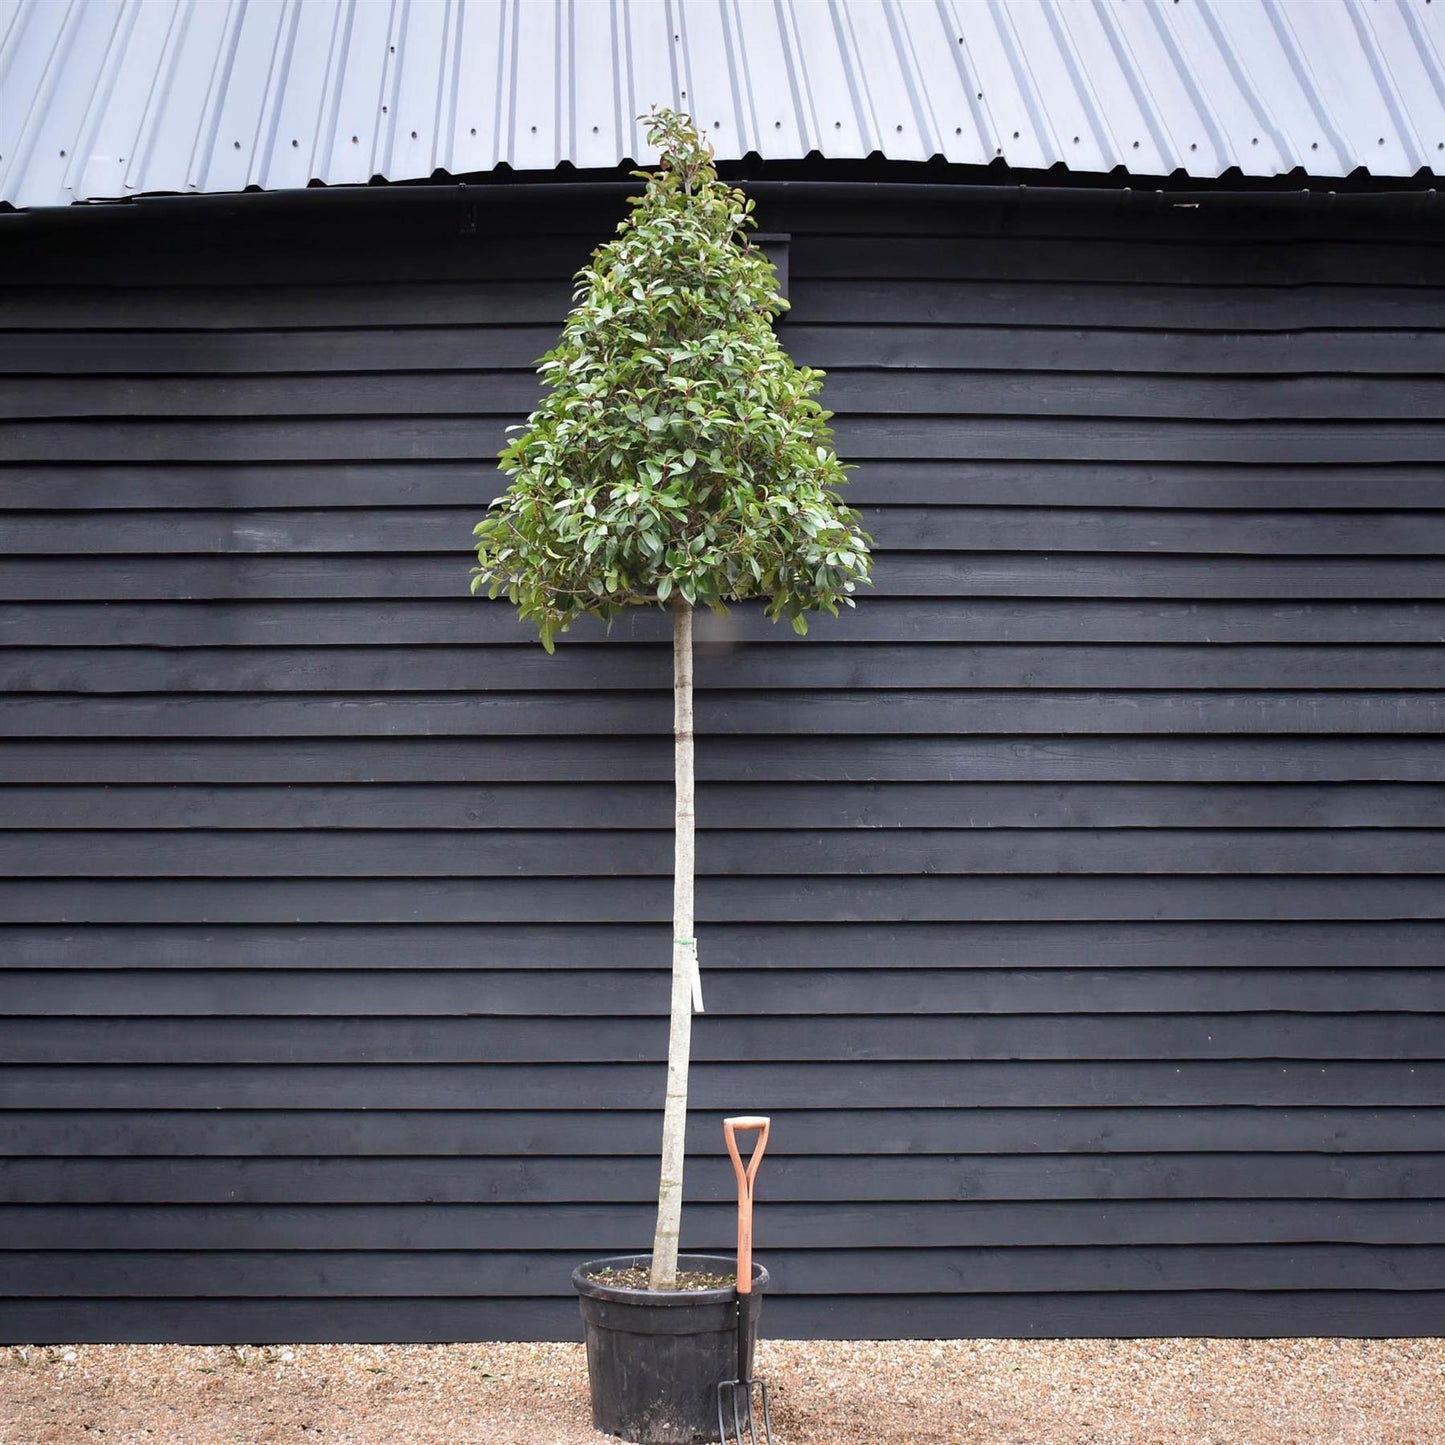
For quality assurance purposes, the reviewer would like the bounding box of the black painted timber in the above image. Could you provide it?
[0,182,1441,1342]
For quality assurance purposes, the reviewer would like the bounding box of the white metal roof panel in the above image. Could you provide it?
[4,0,1445,210]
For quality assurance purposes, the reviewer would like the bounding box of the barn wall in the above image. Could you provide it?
[1,185,1442,1341]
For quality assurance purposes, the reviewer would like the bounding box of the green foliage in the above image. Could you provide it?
[472,108,871,651]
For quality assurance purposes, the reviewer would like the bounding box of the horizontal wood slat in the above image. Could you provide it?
[0,1062,1439,1110]
[0,282,574,329]
[2,781,1441,829]
[1,1012,1439,1063]
[791,235,1445,286]
[8,414,1445,465]
[8,643,1445,693]
[3,874,1441,924]
[9,276,1445,331]
[5,920,1440,970]
[7,967,1442,1016]
[8,325,1445,377]
[9,370,1445,423]
[8,462,1445,512]
[7,508,1444,556]
[2,826,1441,878]
[5,1199,1440,1249]
[6,691,1443,738]
[8,598,1442,644]
[6,1244,1443,1297]
[3,1108,1438,1157]
[8,553,1444,600]
[4,736,1440,784]
[1,1154,1441,1204]
[789,279,1445,330]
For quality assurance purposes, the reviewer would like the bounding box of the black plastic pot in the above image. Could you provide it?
[573,1253,769,1445]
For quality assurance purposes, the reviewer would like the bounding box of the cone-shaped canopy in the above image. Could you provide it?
[473,108,870,650]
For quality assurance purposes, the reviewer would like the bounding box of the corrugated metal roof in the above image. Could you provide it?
[4,0,1445,211]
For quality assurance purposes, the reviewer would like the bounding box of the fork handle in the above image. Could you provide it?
[724,1116,770,1295]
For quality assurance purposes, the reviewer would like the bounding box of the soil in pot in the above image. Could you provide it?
[585,1265,735,1292]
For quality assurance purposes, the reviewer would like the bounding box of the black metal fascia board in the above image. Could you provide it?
[3,176,1441,230]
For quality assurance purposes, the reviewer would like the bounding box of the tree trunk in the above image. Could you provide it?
[650,600,699,1290]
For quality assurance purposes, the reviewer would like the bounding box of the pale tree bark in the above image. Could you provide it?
[650,599,702,1290]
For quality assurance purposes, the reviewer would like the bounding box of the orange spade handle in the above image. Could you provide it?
[724,1116,770,1295]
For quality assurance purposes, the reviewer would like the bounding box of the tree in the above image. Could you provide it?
[472,109,870,1289]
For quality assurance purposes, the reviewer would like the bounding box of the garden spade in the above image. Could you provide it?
[717,1115,773,1445]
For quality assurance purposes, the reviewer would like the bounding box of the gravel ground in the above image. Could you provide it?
[1,1338,1441,1444]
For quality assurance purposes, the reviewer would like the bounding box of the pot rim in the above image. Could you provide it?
[572,1253,769,1306]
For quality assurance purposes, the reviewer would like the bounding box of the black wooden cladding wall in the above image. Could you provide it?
[1,183,1442,1343]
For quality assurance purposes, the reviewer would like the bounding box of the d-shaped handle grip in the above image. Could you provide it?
[724,1116,770,1295]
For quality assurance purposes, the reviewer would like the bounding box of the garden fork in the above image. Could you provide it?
[717,1115,773,1445]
